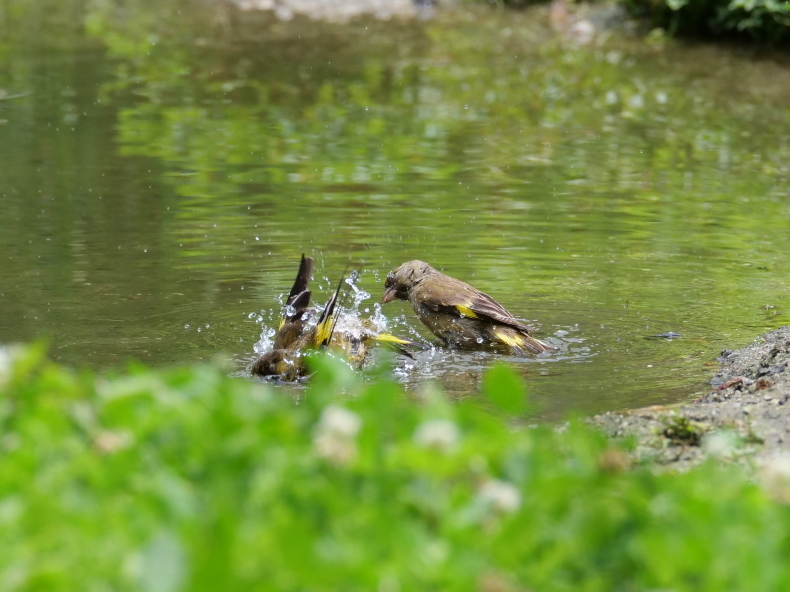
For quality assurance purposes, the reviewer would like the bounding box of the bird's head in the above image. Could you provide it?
[382,260,432,304]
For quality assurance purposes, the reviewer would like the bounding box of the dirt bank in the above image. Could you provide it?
[593,326,790,470]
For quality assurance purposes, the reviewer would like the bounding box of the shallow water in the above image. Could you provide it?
[1,3,789,418]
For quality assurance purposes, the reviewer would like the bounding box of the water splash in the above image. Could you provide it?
[254,326,276,354]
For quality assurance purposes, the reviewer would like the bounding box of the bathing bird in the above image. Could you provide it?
[381,260,553,356]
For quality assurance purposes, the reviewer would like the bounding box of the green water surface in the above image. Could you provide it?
[1,1,789,417]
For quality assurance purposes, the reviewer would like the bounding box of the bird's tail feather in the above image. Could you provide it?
[374,333,426,359]
[494,330,555,356]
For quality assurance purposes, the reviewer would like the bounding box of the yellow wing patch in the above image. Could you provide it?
[374,333,413,345]
[313,318,335,347]
[494,330,523,349]
[278,317,286,331]
[455,305,478,318]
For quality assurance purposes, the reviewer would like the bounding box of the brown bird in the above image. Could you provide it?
[251,255,423,380]
[381,260,553,356]
[250,254,342,380]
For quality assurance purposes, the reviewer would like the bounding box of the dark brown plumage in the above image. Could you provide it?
[273,253,315,350]
[382,260,553,356]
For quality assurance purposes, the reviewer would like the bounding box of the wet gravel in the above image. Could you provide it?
[592,326,790,470]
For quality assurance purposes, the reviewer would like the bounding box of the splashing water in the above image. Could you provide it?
[368,303,389,333]
[254,326,276,354]
[248,267,592,406]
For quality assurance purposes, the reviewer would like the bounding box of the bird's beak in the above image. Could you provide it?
[382,286,398,304]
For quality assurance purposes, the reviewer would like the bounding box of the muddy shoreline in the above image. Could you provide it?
[592,326,790,470]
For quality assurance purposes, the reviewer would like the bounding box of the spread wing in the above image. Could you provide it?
[274,255,315,348]
[313,274,345,347]
[417,271,533,334]
[278,254,315,331]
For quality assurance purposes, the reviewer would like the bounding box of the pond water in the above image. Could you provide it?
[1,2,789,418]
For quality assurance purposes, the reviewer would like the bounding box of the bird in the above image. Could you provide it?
[251,255,423,380]
[250,254,340,380]
[381,260,554,356]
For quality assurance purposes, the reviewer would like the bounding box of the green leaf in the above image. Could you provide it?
[482,364,527,415]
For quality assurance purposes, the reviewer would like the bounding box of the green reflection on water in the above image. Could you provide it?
[1,2,788,418]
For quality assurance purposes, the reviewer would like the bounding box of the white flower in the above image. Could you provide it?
[313,432,357,466]
[317,405,361,438]
[478,479,522,514]
[760,454,790,480]
[702,430,738,458]
[759,454,790,504]
[313,406,361,466]
[413,419,460,453]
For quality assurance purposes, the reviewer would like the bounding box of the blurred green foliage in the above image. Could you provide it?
[3,343,790,590]
[620,0,790,41]
[465,0,790,42]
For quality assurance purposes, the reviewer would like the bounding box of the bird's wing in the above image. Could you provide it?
[418,273,532,333]
[373,333,427,359]
[287,254,314,306]
[278,254,314,331]
[313,274,345,347]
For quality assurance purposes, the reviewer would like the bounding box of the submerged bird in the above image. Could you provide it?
[251,254,422,381]
[381,260,554,356]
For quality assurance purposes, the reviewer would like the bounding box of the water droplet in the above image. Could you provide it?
[255,236,260,241]
[184,324,190,329]
[464,105,468,109]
